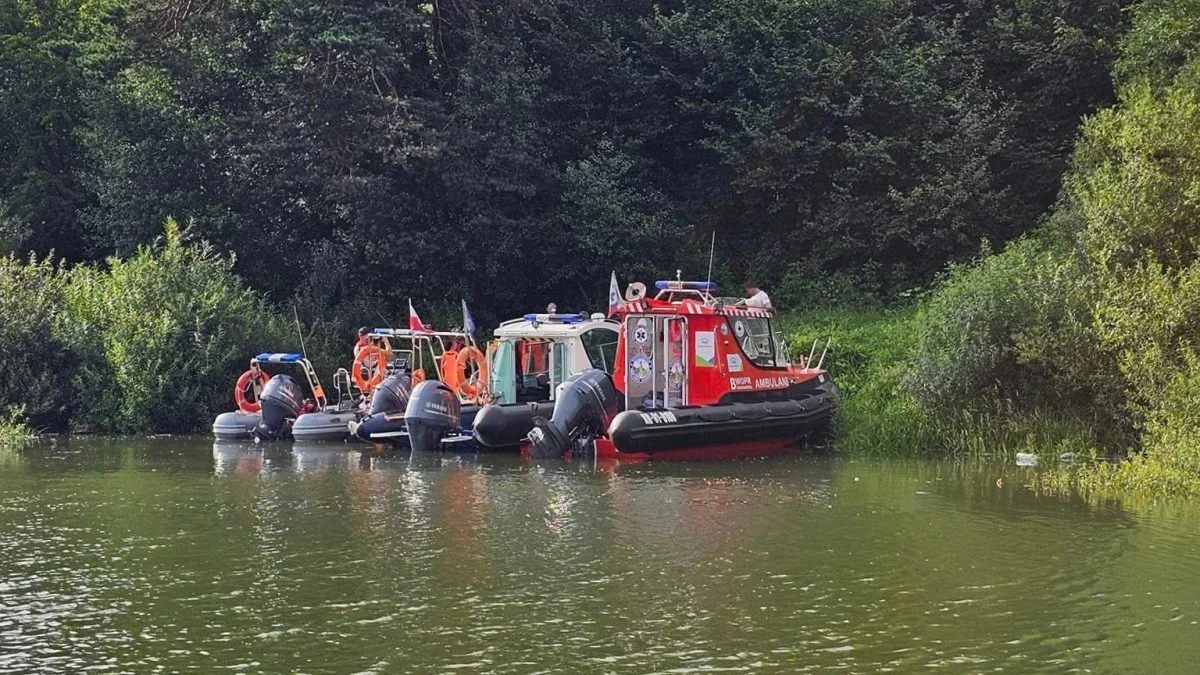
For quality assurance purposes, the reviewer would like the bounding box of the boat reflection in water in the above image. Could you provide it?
[211,441,382,476]
[209,442,838,573]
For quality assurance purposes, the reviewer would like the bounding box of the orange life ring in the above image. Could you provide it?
[353,345,392,394]
[455,346,489,402]
[234,369,270,413]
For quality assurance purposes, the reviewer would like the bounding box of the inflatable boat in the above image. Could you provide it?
[439,309,619,451]
[402,312,620,453]
[212,352,360,442]
[347,327,478,448]
[512,280,838,461]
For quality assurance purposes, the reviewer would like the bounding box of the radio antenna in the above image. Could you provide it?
[704,230,716,303]
[292,304,309,362]
[376,310,393,331]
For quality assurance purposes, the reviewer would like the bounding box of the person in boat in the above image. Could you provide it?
[546,302,557,313]
[353,327,371,357]
[240,359,266,405]
[741,281,772,310]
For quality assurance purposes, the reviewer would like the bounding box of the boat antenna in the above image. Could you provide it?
[292,304,309,362]
[704,230,716,302]
[376,310,393,331]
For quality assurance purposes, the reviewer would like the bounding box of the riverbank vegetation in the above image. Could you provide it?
[787,0,1200,498]
[7,1,1200,496]
[0,219,340,434]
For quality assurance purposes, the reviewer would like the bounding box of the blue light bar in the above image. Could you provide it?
[655,281,717,291]
[255,353,304,363]
[522,312,586,324]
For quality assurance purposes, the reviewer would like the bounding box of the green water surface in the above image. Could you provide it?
[1,439,1198,673]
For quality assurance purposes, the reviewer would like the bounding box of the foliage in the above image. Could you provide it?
[0,408,32,448]
[62,218,287,433]
[2,0,1129,321]
[784,307,1114,458]
[0,254,76,431]
[922,0,1200,497]
[906,235,1123,426]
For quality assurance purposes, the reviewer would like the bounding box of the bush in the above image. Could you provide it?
[905,234,1122,422]
[0,255,77,431]
[783,306,1114,458]
[62,219,287,433]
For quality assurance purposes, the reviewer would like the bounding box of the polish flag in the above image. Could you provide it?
[409,299,432,333]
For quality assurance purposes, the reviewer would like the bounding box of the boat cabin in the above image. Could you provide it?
[612,281,821,410]
[487,312,619,403]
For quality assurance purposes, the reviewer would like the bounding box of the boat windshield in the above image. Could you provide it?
[488,338,554,403]
[730,316,780,367]
[488,340,517,403]
[581,327,619,372]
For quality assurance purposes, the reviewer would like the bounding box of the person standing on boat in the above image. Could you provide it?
[742,282,772,310]
[354,327,370,357]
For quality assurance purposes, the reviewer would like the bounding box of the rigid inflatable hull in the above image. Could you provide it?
[471,401,557,450]
[352,406,482,450]
[212,411,261,440]
[292,410,358,442]
[604,381,838,461]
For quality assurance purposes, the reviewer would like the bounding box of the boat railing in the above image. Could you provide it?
[806,336,833,370]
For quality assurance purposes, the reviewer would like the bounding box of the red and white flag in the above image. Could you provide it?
[409,299,432,333]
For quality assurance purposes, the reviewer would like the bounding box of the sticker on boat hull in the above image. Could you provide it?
[726,354,743,372]
[695,331,716,367]
[633,318,651,345]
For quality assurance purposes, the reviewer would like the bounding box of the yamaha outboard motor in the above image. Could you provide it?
[254,374,305,440]
[348,373,413,445]
[528,369,620,459]
[404,380,462,453]
[369,372,412,415]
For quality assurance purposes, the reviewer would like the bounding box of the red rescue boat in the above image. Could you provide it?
[522,280,838,461]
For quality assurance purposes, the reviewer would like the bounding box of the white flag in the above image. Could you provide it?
[608,271,622,315]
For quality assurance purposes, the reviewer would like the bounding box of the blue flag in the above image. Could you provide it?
[461,299,476,338]
[608,271,622,315]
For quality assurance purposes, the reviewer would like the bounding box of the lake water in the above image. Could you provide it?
[1,439,1198,673]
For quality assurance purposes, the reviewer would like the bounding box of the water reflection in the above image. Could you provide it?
[3,441,1200,672]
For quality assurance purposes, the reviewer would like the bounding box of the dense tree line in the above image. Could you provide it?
[2,0,1127,329]
[904,0,1200,493]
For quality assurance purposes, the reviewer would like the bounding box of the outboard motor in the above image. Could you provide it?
[404,380,462,453]
[528,369,620,459]
[369,372,412,415]
[254,374,305,440]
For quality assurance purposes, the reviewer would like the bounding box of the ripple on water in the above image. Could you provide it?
[3,446,1200,672]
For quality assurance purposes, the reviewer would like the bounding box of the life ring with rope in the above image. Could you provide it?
[353,344,392,394]
[234,368,270,413]
[454,345,489,403]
